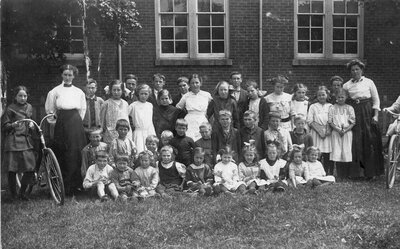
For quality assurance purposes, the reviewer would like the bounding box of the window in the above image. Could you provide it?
[62,13,84,56]
[155,0,229,61]
[294,0,363,61]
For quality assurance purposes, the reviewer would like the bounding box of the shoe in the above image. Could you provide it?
[100,195,109,202]
[273,186,285,193]
[19,194,30,201]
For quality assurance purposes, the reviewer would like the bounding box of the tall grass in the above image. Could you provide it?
[2,179,400,249]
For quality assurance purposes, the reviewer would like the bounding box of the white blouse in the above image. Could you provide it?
[343,76,380,110]
[45,83,87,119]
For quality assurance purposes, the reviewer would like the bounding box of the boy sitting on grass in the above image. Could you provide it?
[83,151,119,201]
[111,155,140,201]
[156,145,186,198]
[81,129,109,178]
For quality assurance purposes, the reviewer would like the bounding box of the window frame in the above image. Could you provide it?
[293,0,364,63]
[155,0,230,61]
[62,14,85,60]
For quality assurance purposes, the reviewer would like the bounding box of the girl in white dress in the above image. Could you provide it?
[307,86,334,175]
[306,146,335,187]
[328,89,355,179]
[290,83,309,130]
[259,142,288,192]
[176,74,212,141]
[213,147,246,195]
[100,80,130,145]
[264,75,292,133]
[129,84,156,153]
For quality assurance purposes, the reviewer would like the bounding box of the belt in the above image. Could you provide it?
[349,98,371,105]
[281,117,291,122]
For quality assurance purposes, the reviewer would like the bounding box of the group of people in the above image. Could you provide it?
[2,59,387,201]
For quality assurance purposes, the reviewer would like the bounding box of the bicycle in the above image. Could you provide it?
[383,109,400,189]
[14,114,65,205]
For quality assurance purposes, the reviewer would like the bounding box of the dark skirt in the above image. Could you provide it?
[349,99,384,177]
[53,109,87,192]
[3,150,36,173]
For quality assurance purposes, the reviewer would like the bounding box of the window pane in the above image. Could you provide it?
[174,0,187,12]
[161,27,174,39]
[311,28,323,40]
[198,0,210,12]
[298,15,310,26]
[311,1,323,13]
[298,0,310,13]
[71,27,83,39]
[212,27,224,39]
[311,41,323,53]
[346,29,357,40]
[198,15,210,26]
[212,14,224,26]
[346,42,357,53]
[333,42,345,53]
[161,15,174,26]
[198,27,211,39]
[160,0,173,12]
[70,14,82,25]
[334,1,345,13]
[212,0,224,12]
[311,15,323,26]
[346,16,357,27]
[298,28,309,40]
[347,0,359,14]
[333,16,345,27]
[162,41,174,53]
[71,41,83,53]
[175,27,187,39]
[199,41,211,53]
[212,41,224,53]
[298,41,310,53]
[333,29,344,40]
[175,41,188,53]
[175,14,187,26]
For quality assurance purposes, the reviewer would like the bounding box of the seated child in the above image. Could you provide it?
[194,122,213,167]
[156,145,186,197]
[81,129,109,178]
[111,155,140,201]
[211,110,241,163]
[109,119,137,168]
[305,146,335,188]
[169,119,196,167]
[213,146,246,195]
[288,145,310,188]
[238,144,268,194]
[83,151,119,201]
[239,110,266,160]
[290,114,313,160]
[259,141,288,192]
[185,147,214,196]
[135,151,160,198]
[264,112,292,160]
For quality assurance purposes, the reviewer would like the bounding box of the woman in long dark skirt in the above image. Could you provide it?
[343,59,384,179]
[45,64,87,195]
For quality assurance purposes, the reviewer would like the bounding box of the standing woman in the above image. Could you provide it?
[342,59,384,179]
[45,64,87,195]
[176,74,212,141]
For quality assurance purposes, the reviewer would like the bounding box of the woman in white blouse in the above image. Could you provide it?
[45,64,87,195]
[342,59,383,179]
[176,74,212,141]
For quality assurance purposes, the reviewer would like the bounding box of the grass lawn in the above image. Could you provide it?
[2,178,400,249]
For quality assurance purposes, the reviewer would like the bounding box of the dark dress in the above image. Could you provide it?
[153,104,186,138]
[169,134,196,167]
[2,103,37,173]
[239,126,266,159]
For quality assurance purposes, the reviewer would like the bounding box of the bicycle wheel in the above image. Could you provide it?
[43,148,65,205]
[386,135,399,189]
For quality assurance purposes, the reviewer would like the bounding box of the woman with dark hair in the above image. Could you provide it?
[342,59,383,179]
[176,74,212,141]
[45,64,87,195]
